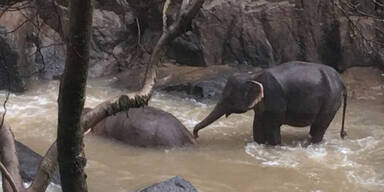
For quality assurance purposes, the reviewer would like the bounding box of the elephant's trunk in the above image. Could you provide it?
[193,104,226,138]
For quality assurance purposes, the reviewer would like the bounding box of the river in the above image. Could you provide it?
[0,67,383,192]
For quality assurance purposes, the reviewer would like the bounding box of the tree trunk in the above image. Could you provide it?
[57,0,93,192]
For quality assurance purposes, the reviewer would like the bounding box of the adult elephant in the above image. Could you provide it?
[193,61,347,145]
[88,106,196,147]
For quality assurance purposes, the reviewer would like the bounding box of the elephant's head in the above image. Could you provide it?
[193,73,264,138]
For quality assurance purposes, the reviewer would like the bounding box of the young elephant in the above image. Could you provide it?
[193,61,347,145]
[89,106,196,147]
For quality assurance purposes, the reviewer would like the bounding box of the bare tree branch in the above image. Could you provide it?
[0,120,24,192]
[135,17,150,54]
[28,143,57,192]
[0,65,10,128]
[163,0,172,33]
[336,0,384,60]
[0,161,19,192]
[0,91,9,135]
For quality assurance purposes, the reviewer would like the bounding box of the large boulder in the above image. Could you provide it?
[0,8,36,92]
[167,32,205,66]
[194,0,276,67]
[156,64,242,100]
[0,27,26,92]
[110,63,246,100]
[139,176,198,192]
[34,22,66,80]
[191,0,379,70]
[88,9,129,77]
[1,0,383,93]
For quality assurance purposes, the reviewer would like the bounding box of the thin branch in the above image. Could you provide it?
[336,0,379,51]
[0,48,10,128]
[50,0,65,39]
[135,17,150,54]
[180,0,190,12]
[4,9,38,35]
[0,162,19,192]
[162,0,172,33]
[0,90,9,129]
[0,121,24,192]
[136,17,141,47]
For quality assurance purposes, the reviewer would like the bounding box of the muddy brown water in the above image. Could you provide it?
[0,67,383,192]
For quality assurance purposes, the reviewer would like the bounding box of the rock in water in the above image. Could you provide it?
[139,176,198,192]
[15,140,61,185]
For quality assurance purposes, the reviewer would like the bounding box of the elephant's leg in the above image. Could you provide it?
[253,111,265,144]
[309,110,338,143]
[265,123,282,145]
[263,112,284,145]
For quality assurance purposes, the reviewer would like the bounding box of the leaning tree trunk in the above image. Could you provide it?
[57,0,93,192]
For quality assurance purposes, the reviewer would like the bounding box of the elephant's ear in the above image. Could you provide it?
[245,81,264,109]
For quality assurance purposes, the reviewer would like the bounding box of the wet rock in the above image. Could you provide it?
[0,27,26,92]
[0,8,36,92]
[93,0,382,71]
[0,3,66,84]
[34,23,66,80]
[155,64,230,100]
[194,0,276,67]
[15,140,61,185]
[89,9,126,77]
[192,0,380,70]
[94,0,130,15]
[139,176,198,192]
[167,32,205,66]
[156,64,253,101]
[2,0,383,93]
[160,78,227,101]
[36,7,133,79]
[110,63,244,101]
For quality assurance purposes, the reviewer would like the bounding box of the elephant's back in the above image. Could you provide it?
[267,61,328,82]
[127,107,195,147]
[267,61,344,91]
[95,106,195,147]
[265,61,345,113]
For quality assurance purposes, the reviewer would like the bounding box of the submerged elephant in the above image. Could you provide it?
[89,106,196,147]
[193,61,347,145]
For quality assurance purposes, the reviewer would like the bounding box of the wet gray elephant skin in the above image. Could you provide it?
[193,61,347,145]
[90,106,196,147]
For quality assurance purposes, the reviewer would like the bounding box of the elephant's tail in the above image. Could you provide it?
[340,90,347,139]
